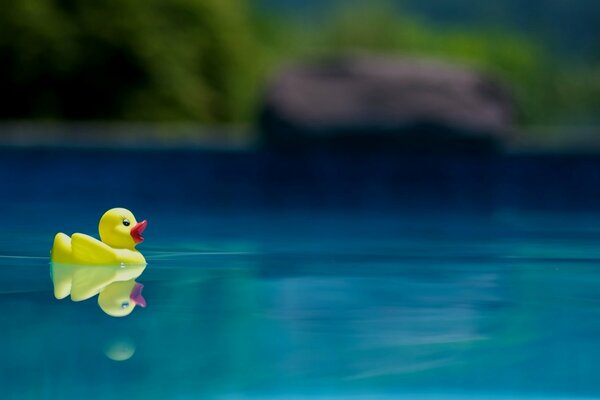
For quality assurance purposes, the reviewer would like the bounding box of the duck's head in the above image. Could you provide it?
[98,280,146,317]
[99,208,147,250]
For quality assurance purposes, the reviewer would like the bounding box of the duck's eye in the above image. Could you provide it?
[123,219,130,227]
[121,302,129,309]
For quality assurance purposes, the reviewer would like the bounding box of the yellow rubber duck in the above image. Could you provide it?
[51,208,148,265]
[51,262,147,317]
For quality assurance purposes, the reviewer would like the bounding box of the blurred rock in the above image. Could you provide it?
[259,56,515,152]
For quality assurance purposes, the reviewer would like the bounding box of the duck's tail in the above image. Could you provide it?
[50,233,72,264]
[50,233,73,299]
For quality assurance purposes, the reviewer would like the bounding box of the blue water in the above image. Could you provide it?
[1,149,600,399]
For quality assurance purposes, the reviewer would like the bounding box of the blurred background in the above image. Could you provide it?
[0,0,598,148]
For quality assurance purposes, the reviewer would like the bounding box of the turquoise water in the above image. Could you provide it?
[1,206,600,399]
[2,149,600,399]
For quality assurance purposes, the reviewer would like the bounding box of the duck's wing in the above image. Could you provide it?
[71,233,117,265]
[70,266,118,301]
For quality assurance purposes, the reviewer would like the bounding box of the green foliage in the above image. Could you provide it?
[0,0,260,122]
[0,0,597,125]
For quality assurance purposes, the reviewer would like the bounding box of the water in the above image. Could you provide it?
[1,149,600,399]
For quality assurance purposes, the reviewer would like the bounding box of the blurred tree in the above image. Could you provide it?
[0,0,260,122]
[258,0,600,60]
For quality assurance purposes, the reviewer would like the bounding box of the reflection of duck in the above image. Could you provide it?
[99,280,146,317]
[51,262,147,317]
[51,208,147,265]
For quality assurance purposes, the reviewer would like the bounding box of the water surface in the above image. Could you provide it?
[2,206,600,399]
[1,149,600,399]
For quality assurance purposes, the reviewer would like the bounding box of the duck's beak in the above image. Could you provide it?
[130,283,146,308]
[130,220,148,244]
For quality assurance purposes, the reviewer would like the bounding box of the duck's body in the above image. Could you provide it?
[50,208,147,266]
[51,233,146,265]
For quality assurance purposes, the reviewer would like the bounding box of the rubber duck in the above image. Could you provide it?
[50,262,147,317]
[51,208,148,265]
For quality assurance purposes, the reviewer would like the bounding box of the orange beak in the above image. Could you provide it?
[130,220,148,244]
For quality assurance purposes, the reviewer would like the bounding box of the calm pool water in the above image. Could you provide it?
[1,149,600,399]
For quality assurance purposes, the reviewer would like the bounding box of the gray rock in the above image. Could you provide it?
[259,56,515,152]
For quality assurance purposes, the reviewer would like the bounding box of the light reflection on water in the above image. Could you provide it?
[0,211,600,399]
